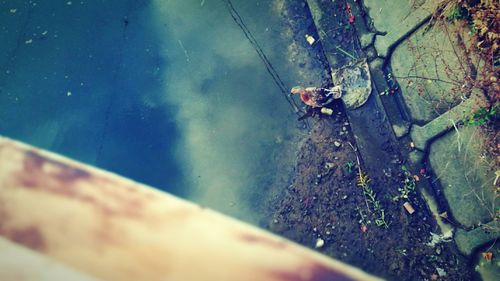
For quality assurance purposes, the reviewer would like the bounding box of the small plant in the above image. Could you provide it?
[465,104,499,126]
[446,4,467,22]
[375,209,389,228]
[393,166,417,202]
[345,161,355,173]
[355,206,370,227]
[357,171,389,228]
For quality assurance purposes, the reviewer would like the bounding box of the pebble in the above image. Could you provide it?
[342,126,347,131]
[315,238,325,248]
[334,141,342,147]
[436,247,441,255]
[67,91,72,96]
[341,195,348,200]
[324,162,335,169]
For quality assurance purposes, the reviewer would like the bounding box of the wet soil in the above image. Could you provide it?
[265,1,476,280]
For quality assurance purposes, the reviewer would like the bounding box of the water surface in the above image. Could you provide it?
[0,0,318,224]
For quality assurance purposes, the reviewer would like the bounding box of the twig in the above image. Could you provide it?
[393,75,460,86]
[335,46,357,60]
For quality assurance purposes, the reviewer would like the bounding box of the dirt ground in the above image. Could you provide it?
[265,1,477,280]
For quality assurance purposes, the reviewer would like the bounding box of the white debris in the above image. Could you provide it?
[25,39,33,44]
[67,1,73,5]
[436,267,447,277]
[41,30,48,36]
[427,230,453,247]
[315,238,325,249]
[10,9,17,13]
[67,91,72,96]
[305,34,316,46]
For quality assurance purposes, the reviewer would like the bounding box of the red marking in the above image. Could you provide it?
[300,93,310,103]
[348,15,355,24]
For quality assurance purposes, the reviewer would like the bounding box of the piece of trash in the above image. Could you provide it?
[25,39,33,44]
[413,175,420,182]
[436,267,447,277]
[10,9,17,13]
[67,91,72,96]
[315,238,325,248]
[403,202,415,214]
[361,225,368,233]
[409,142,415,149]
[427,230,454,247]
[41,30,48,36]
[334,141,342,148]
[348,15,355,24]
[291,86,336,108]
[341,195,348,200]
[320,107,333,115]
[439,211,448,219]
[305,34,315,45]
[325,85,343,99]
[482,252,493,261]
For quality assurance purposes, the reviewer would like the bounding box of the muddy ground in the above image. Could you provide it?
[265,1,476,280]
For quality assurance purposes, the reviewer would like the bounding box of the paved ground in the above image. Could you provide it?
[360,0,499,279]
[306,0,498,279]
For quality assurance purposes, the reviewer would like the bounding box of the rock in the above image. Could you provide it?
[332,59,372,109]
[334,141,342,148]
[315,238,325,248]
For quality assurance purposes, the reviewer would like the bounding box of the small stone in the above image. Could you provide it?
[436,267,447,277]
[315,238,325,248]
[342,126,347,131]
[334,141,342,147]
[67,91,72,96]
[342,195,348,200]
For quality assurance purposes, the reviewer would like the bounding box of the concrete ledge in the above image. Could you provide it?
[455,221,500,256]
[363,0,436,57]
[410,93,487,151]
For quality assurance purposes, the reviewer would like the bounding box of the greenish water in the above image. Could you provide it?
[0,0,318,224]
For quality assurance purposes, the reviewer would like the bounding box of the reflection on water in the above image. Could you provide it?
[0,0,318,224]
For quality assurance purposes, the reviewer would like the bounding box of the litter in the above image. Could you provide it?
[305,34,316,45]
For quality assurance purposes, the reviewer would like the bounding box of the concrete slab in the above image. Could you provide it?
[363,0,436,57]
[455,221,499,256]
[391,22,478,124]
[410,92,488,150]
[473,242,500,281]
[429,125,498,228]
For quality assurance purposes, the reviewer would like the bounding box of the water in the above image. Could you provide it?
[0,0,321,224]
